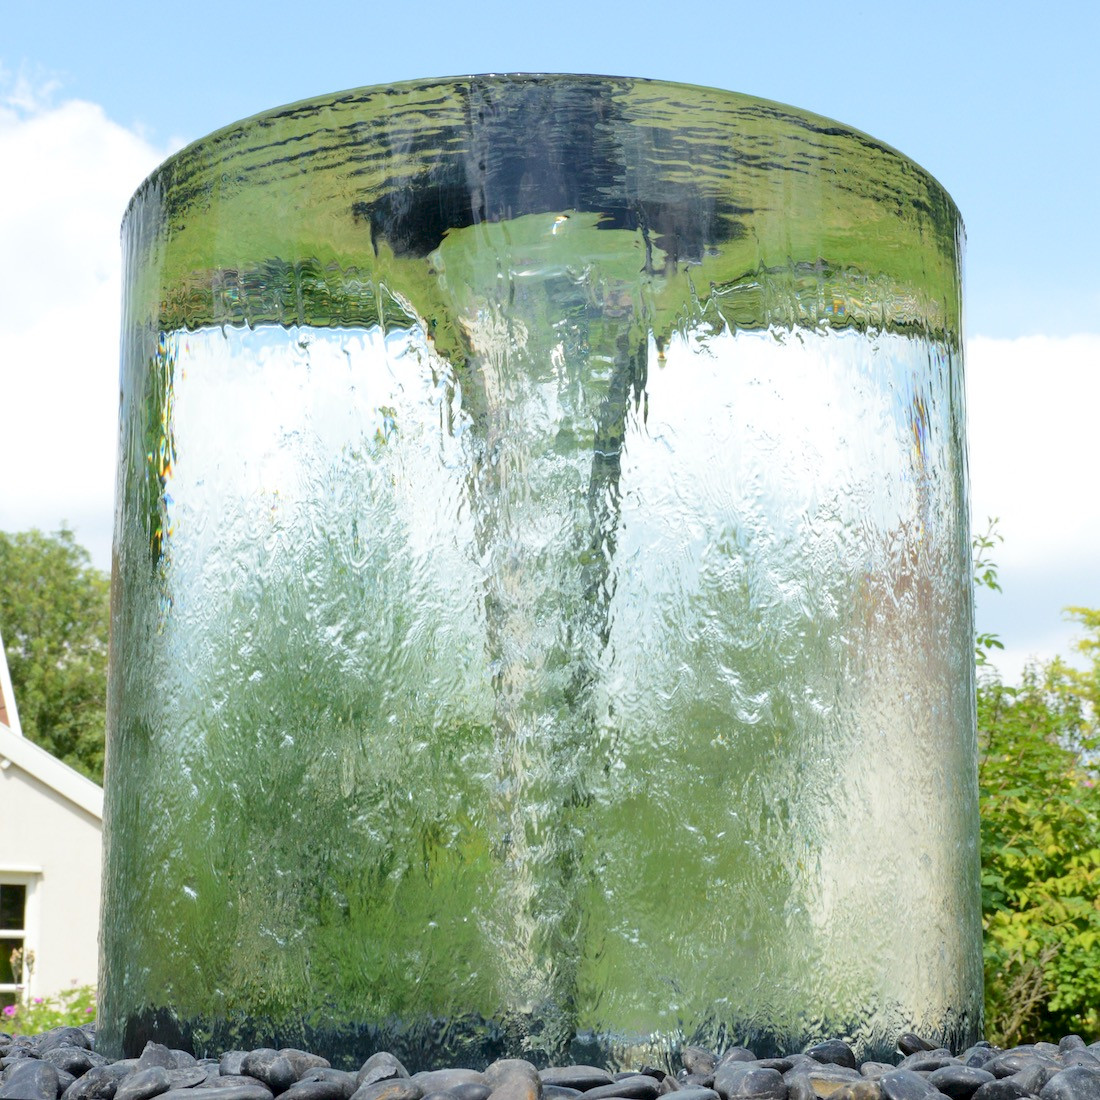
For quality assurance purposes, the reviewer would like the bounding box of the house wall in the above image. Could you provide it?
[0,760,102,999]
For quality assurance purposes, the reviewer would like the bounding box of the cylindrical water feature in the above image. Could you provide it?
[102,75,981,1067]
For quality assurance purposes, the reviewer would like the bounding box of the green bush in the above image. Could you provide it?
[0,985,96,1035]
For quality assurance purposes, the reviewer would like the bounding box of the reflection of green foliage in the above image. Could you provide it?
[0,527,109,781]
[124,76,962,352]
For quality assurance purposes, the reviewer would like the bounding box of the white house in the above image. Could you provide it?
[0,625,103,1010]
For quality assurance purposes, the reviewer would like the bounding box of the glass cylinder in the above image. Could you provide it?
[101,74,981,1068]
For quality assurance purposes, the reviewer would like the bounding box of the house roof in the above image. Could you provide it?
[0,624,103,820]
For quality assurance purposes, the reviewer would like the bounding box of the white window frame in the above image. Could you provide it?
[0,868,42,1005]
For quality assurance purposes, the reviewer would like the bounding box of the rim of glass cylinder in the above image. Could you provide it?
[124,72,960,222]
[121,72,965,345]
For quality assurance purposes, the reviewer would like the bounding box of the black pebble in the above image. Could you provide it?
[682,1050,718,1077]
[114,1065,171,1100]
[0,1057,59,1100]
[806,1042,857,1071]
[243,1049,297,1093]
[284,1083,351,1100]
[879,1069,942,1100]
[971,1079,1033,1100]
[898,1037,940,1058]
[360,1054,411,1089]
[927,1066,996,1100]
[539,1067,614,1091]
[583,1077,661,1100]
[1041,1068,1100,1100]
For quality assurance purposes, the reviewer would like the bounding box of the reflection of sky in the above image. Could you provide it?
[163,320,960,622]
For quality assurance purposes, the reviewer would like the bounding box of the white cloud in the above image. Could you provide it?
[968,333,1100,681]
[0,78,179,570]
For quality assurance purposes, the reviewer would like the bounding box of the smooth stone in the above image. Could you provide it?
[784,1067,864,1097]
[927,1067,997,1100]
[297,1069,358,1099]
[669,1089,720,1100]
[281,1050,332,1079]
[683,1052,718,1077]
[719,1053,760,1069]
[486,1072,539,1100]
[43,1044,104,1076]
[58,1069,78,1094]
[352,1080,425,1100]
[661,1080,680,1095]
[899,1038,940,1058]
[861,1067,896,1081]
[878,1070,942,1100]
[970,1081,1033,1100]
[832,1083,883,1100]
[584,1079,661,1100]
[159,1088,274,1100]
[988,1054,1060,1081]
[805,1045,857,1071]
[1062,1040,1088,1054]
[540,1068,614,1091]
[682,1077,716,1091]
[486,1063,539,1085]
[61,1063,132,1100]
[1037,1047,1063,1060]
[451,1086,492,1100]
[283,1083,351,1100]
[221,1054,251,1077]
[362,1056,411,1089]
[243,1051,298,1094]
[115,1066,172,1100]
[1011,1063,1063,1094]
[1066,1055,1100,1070]
[962,1054,997,1072]
[1041,1068,1100,1100]
[0,1058,60,1100]
[713,1066,786,1100]
[755,1064,798,1076]
[197,1077,272,1092]
[414,1073,486,1094]
[172,1067,212,1087]
[899,1058,960,1075]
[138,1043,177,1071]
[41,1027,93,1053]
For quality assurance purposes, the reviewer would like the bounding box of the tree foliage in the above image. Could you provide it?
[0,527,110,783]
[975,527,1100,1044]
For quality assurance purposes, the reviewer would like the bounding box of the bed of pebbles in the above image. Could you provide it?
[4,1028,1100,1100]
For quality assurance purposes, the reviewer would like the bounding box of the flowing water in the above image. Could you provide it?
[104,313,979,1065]
[101,75,981,1067]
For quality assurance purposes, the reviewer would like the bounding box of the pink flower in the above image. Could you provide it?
[1,1005,15,1017]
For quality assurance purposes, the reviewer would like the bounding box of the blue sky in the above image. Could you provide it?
[1,0,1098,679]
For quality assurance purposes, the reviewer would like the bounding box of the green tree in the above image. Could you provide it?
[0,527,110,783]
[974,526,1100,1042]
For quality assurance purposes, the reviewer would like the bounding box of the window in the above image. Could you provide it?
[0,874,39,1009]
[0,882,27,1009]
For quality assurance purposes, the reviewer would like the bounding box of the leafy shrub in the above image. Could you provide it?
[0,984,96,1035]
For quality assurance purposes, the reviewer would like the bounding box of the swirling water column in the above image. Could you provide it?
[101,75,982,1067]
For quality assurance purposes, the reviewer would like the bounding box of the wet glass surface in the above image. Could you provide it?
[103,75,981,1067]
